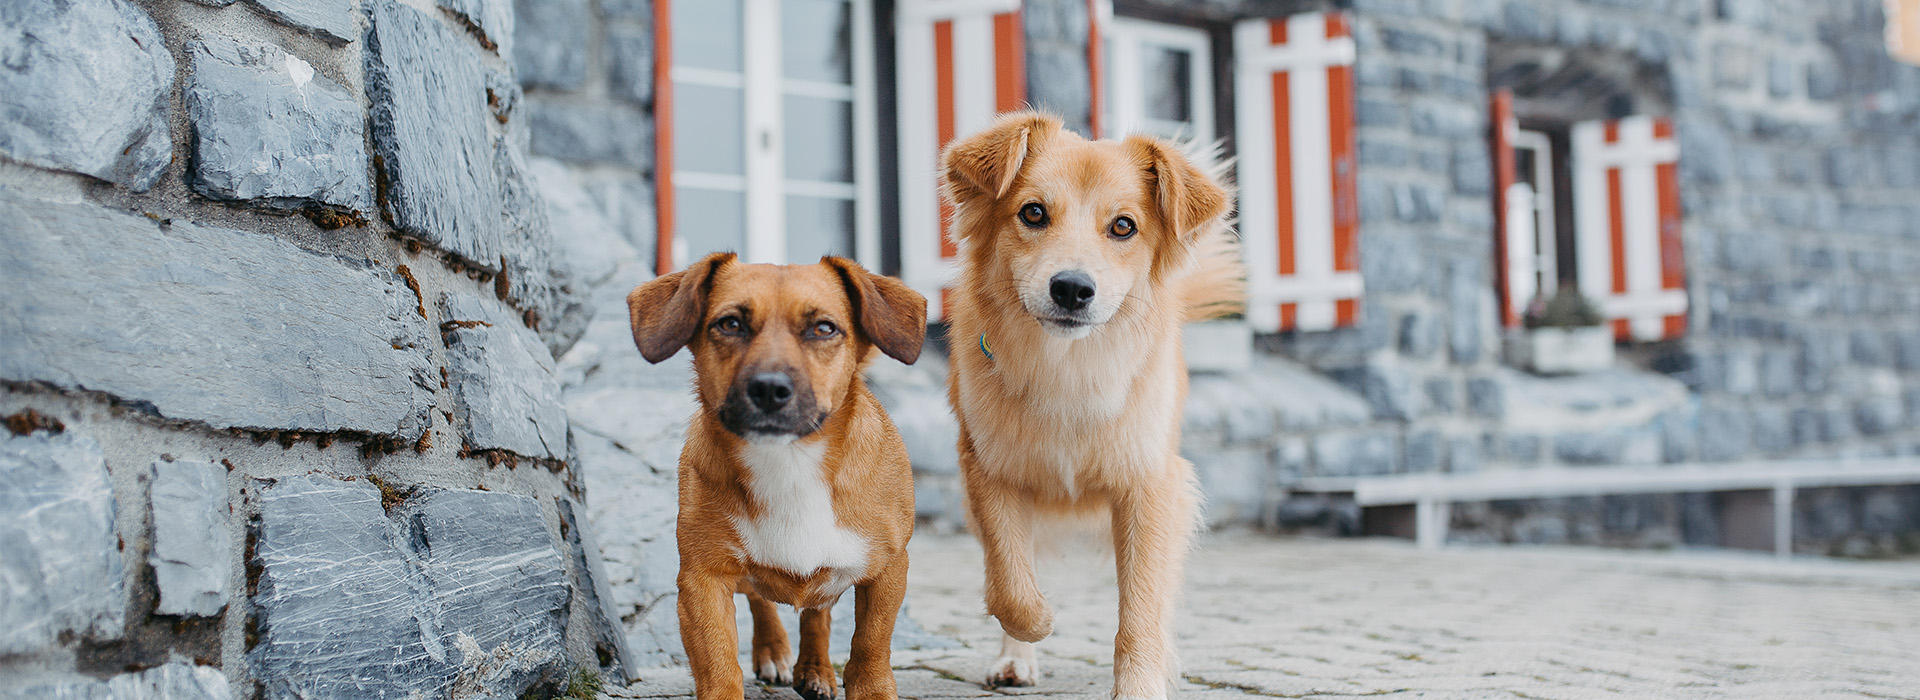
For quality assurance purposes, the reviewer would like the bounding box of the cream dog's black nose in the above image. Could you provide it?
[746,372,794,412]
[1049,270,1096,312]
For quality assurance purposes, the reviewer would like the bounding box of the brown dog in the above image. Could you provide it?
[628,254,927,700]
[939,111,1240,699]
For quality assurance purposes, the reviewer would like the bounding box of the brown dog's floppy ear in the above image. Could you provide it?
[823,257,928,365]
[1128,135,1231,241]
[940,111,1062,203]
[627,252,734,363]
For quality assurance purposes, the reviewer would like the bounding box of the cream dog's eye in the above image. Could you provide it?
[1019,202,1048,227]
[1109,216,1136,239]
[808,320,839,339]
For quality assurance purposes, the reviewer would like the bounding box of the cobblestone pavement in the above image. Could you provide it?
[610,532,1920,700]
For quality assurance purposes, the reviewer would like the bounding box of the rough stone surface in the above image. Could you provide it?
[250,475,573,700]
[512,0,589,90]
[526,99,654,170]
[148,459,230,618]
[405,489,572,695]
[528,156,641,290]
[0,190,437,438]
[0,432,125,655]
[246,0,359,44]
[606,25,654,104]
[438,0,514,56]
[440,293,570,460]
[558,497,637,683]
[184,37,372,212]
[366,0,506,266]
[0,662,232,700]
[0,0,173,191]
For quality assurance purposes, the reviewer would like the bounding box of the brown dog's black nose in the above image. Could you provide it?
[746,372,794,412]
[1049,271,1096,312]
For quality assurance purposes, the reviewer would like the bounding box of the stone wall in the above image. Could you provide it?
[0,0,632,696]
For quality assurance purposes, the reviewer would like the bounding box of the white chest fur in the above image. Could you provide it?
[733,438,870,590]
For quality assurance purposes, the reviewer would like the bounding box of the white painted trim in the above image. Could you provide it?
[1571,117,1687,340]
[1503,181,1539,317]
[894,3,944,316]
[1232,17,1279,332]
[676,172,749,191]
[952,13,996,136]
[851,0,881,268]
[1570,119,1613,323]
[1106,17,1215,143]
[897,0,1020,21]
[743,0,785,264]
[783,179,860,199]
[781,79,858,101]
[1512,128,1556,296]
[1285,13,1337,332]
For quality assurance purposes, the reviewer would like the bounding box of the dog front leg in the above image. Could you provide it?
[679,570,744,700]
[963,466,1052,643]
[843,556,906,700]
[747,591,793,684]
[1109,474,1196,700]
[793,605,838,700]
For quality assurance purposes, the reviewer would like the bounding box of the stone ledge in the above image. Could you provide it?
[0,189,437,439]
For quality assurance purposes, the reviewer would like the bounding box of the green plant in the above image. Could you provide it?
[1522,287,1604,329]
[563,667,604,700]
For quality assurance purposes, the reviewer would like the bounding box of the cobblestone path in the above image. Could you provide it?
[611,532,1920,700]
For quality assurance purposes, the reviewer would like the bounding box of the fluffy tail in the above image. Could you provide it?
[1176,139,1246,323]
[1179,224,1246,323]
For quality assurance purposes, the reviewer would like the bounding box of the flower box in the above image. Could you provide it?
[1506,326,1614,375]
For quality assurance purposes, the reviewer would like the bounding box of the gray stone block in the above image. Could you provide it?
[1027,47,1092,136]
[558,498,635,683]
[150,460,231,617]
[1467,377,1503,418]
[1855,397,1905,437]
[438,0,513,55]
[1312,431,1397,477]
[1658,409,1696,463]
[528,157,642,289]
[493,140,591,357]
[404,489,572,694]
[513,0,589,90]
[251,475,574,700]
[1555,432,1623,465]
[1448,258,1484,363]
[1697,407,1751,461]
[0,432,125,654]
[0,0,173,191]
[1448,435,1482,473]
[1451,140,1491,195]
[1751,406,1792,454]
[869,366,960,475]
[184,37,373,212]
[0,190,436,438]
[1767,55,1795,99]
[1424,377,1457,413]
[251,475,446,699]
[247,0,359,44]
[0,662,232,700]
[1191,447,1268,524]
[1404,431,1443,473]
[1399,312,1440,358]
[1331,363,1426,422]
[607,24,654,105]
[527,99,655,170]
[440,293,570,459]
[1503,434,1542,463]
[367,0,507,266]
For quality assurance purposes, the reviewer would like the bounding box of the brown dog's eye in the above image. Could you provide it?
[1019,202,1048,228]
[1109,216,1136,240]
[806,320,840,339]
[713,316,745,335]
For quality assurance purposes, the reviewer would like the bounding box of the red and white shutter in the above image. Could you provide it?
[1572,116,1687,341]
[895,0,1026,321]
[1490,90,1524,327]
[1233,12,1362,333]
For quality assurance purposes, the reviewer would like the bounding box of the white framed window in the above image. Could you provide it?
[1105,17,1215,144]
[669,0,880,269]
[1503,128,1558,312]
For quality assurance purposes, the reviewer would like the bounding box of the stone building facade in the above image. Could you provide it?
[6,0,1920,697]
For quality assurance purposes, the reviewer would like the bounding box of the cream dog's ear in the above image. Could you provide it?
[1127,135,1231,242]
[626,252,734,363]
[939,111,1062,203]
[822,256,928,365]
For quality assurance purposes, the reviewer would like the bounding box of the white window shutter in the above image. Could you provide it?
[895,0,1026,321]
[1571,116,1688,342]
[1232,11,1363,333]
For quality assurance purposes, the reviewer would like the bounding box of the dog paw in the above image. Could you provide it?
[985,654,1039,688]
[756,658,793,685]
[793,659,838,700]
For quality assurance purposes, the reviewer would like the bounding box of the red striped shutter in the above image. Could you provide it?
[1572,116,1687,341]
[896,0,1027,321]
[1232,12,1362,333]
[1490,90,1521,327]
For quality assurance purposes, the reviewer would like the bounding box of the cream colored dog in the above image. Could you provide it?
[939,111,1241,699]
